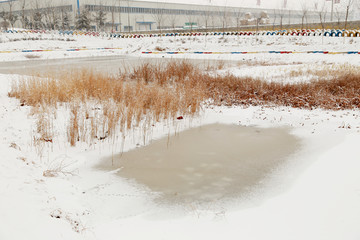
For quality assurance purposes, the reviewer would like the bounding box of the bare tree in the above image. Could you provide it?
[318,1,328,31]
[0,9,7,30]
[168,11,178,30]
[44,1,59,30]
[233,8,244,31]
[186,10,196,32]
[125,0,131,32]
[19,0,28,29]
[43,1,50,29]
[278,2,286,31]
[6,1,14,28]
[0,9,9,30]
[152,2,166,33]
[255,13,262,41]
[200,7,212,30]
[344,0,355,31]
[33,11,43,29]
[31,0,44,30]
[356,0,360,22]
[219,6,229,33]
[0,9,4,22]
[334,7,342,27]
[210,9,218,28]
[5,1,18,28]
[118,0,122,32]
[110,0,116,32]
[272,9,277,30]
[317,1,328,43]
[300,1,308,31]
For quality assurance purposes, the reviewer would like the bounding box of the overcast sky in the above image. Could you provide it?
[140,0,358,11]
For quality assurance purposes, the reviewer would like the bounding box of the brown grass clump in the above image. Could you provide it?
[154,46,166,51]
[286,64,360,79]
[68,103,80,146]
[8,61,360,146]
[9,62,204,146]
[201,73,360,109]
[24,54,41,59]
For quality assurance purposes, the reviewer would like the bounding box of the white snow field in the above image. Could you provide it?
[0,32,360,240]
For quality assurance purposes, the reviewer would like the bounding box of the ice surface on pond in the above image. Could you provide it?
[99,124,300,204]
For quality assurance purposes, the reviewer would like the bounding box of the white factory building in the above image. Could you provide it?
[0,0,320,32]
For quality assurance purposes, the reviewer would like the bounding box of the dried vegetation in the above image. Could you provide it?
[8,61,360,146]
[9,62,204,146]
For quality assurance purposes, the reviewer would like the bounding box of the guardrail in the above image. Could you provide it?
[2,29,360,38]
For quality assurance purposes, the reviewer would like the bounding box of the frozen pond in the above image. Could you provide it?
[0,56,233,76]
[99,124,300,205]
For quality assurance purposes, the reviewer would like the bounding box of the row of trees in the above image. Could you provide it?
[0,1,72,30]
[1,0,359,32]
[0,2,267,32]
[270,0,360,31]
[73,3,266,33]
[0,0,131,32]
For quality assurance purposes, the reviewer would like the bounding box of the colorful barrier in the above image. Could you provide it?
[2,28,360,39]
[0,47,122,54]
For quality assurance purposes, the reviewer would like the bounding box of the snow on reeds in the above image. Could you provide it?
[8,61,360,147]
[205,71,360,109]
[9,61,204,147]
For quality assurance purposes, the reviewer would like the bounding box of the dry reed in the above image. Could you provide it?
[9,62,204,146]
[8,61,360,146]
[202,73,360,109]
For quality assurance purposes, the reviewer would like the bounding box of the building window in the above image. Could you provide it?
[124,26,133,31]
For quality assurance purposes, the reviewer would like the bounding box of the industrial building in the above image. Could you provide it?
[0,0,319,32]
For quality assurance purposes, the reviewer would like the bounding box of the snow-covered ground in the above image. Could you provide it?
[1,32,360,240]
[1,32,360,64]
